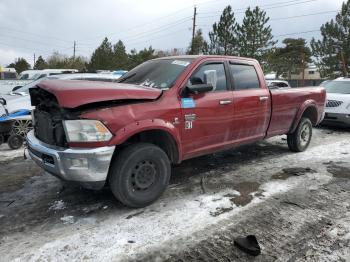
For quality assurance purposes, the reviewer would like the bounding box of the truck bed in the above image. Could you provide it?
[267,87,326,137]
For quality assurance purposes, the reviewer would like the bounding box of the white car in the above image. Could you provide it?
[322,77,350,126]
[18,70,43,80]
[0,73,123,117]
[266,80,291,89]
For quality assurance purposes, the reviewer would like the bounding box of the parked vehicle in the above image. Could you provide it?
[30,69,79,81]
[18,70,43,80]
[0,98,31,149]
[0,67,31,95]
[266,80,291,89]
[322,77,350,126]
[27,55,326,208]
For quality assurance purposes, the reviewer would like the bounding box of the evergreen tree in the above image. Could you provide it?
[113,40,129,69]
[34,56,48,70]
[208,6,238,55]
[188,29,208,55]
[128,46,157,69]
[311,0,350,77]
[8,58,31,73]
[237,6,276,62]
[89,37,114,71]
[268,38,311,81]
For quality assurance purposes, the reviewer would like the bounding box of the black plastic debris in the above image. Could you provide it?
[234,235,261,256]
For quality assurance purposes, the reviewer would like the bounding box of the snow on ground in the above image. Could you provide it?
[0,144,24,161]
[4,136,349,262]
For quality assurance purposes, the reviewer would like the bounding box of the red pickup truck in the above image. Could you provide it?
[27,55,326,207]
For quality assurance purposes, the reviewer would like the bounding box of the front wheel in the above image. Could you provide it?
[109,143,171,208]
[287,117,313,152]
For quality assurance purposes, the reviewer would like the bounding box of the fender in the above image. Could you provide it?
[108,118,183,161]
[289,100,318,133]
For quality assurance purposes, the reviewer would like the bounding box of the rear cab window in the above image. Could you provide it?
[229,63,260,90]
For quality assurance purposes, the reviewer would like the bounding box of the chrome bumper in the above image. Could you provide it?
[26,130,115,189]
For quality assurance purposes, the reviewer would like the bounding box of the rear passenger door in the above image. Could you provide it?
[229,62,271,141]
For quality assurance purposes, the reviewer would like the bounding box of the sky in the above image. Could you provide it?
[0,0,346,67]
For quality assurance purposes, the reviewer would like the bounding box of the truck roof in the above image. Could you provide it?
[154,55,258,63]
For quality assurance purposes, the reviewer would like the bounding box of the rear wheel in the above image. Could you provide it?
[0,134,4,146]
[287,117,312,152]
[109,143,171,208]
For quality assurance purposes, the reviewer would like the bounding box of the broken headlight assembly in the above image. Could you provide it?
[63,120,112,142]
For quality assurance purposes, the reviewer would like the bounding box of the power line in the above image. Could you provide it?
[275,29,320,37]
[270,10,337,21]
[0,26,73,43]
[197,0,319,18]
[0,33,71,50]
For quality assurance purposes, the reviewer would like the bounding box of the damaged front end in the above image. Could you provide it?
[27,87,115,189]
[30,87,73,147]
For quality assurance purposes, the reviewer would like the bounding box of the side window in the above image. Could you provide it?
[190,63,227,92]
[230,64,260,90]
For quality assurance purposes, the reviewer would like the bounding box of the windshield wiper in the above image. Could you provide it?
[117,73,136,83]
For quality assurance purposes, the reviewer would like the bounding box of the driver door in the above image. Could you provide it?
[180,62,235,159]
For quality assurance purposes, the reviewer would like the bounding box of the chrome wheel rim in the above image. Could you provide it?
[300,124,311,147]
[12,120,32,137]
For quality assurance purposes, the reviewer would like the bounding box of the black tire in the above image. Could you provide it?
[0,134,4,146]
[287,117,313,152]
[8,134,24,150]
[109,143,171,208]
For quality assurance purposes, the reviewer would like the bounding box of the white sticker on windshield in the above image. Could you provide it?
[172,60,190,67]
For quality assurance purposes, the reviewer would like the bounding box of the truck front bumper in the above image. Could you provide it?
[26,130,115,190]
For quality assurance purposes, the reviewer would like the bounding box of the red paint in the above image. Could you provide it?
[38,56,326,163]
[37,80,162,108]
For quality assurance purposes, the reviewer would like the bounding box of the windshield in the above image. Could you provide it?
[325,81,350,94]
[118,58,193,89]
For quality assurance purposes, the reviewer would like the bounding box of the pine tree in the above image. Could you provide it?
[8,58,31,73]
[311,0,350,77]
[268,38,311,81]
[237,6,276,62]
[128,46,157,69]
[113,40,129,69]
[208,6,238,55]
[188,29,208,55]
[89,37,114,71]
[34,56,48,70]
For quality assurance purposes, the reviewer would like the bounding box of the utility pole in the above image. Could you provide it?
[33,53,36,69]
[301,51,305,87]
[73,41,76,61]
[191,6,197,54]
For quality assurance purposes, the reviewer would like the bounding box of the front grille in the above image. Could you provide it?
[326,100,343,108]
[33,109,66,147]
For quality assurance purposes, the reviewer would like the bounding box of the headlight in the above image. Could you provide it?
[63,120,112,142]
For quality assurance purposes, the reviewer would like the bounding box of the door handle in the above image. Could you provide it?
[259,96,269,101]
[219,100,232,105]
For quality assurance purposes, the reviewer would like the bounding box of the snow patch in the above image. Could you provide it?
[60,216,75,225]
[49,200,66,211]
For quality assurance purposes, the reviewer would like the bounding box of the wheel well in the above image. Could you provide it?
[120,130,179,164]
[302,106,318,126]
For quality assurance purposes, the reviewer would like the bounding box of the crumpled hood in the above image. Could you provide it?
[35,79,162,108]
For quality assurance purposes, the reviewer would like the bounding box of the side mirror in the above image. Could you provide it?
[186,83,213,94]
[12,85,23,92]
[0,98,6,106]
